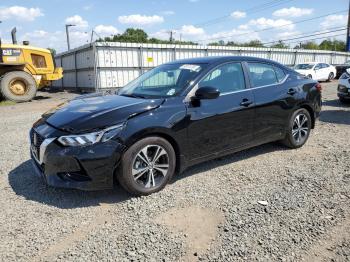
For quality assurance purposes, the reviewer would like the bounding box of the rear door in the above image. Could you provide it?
[186,62,255,160]
[246,62,299,142]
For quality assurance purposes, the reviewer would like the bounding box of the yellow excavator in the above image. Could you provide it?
[0,28,63,102]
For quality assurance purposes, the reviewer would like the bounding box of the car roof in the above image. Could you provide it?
[166,56,284,66]
[297,62,329,65]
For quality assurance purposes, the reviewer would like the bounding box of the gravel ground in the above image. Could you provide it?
[0,83,349,262]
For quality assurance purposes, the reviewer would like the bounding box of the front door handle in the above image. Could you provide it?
[287,88,297,95]
[240,99,253,107]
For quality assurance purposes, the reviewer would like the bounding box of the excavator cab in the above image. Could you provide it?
[0,27,63,102]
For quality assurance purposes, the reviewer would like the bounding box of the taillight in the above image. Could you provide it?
[315,83,322,92]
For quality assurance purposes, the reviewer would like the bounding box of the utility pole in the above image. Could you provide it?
[65,24,76,51]
[347,0,350,52]
[169,30,176,43]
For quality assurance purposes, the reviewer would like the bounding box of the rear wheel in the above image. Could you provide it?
[281,108,312,149]
[327,72,334,82]
[0,71,37,102]
[118,136,176,196]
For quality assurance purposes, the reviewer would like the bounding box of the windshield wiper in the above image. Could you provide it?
[119,93,147,99]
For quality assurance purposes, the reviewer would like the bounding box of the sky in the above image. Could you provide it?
[0,0,348,52]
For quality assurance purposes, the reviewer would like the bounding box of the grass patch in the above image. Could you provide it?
[0,100,16,106]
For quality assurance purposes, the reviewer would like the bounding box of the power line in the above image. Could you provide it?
[261,27,347,45]
[195,9,348,43]
[265,33,346,47]
[193,0,294,28]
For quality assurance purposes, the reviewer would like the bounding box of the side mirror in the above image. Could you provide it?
[195,86,220,100]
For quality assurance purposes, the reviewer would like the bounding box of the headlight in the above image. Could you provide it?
[58,124,124,147]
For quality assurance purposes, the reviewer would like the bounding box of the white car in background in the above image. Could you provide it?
[294,62,336,81]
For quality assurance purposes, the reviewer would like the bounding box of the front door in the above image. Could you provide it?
[186,62,255,161]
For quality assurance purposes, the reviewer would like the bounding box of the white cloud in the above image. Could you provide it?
[83,4,93,11]
[208,28,261,43]
[20,29,90,52]
[231,11,246,19]
[320,14,347,29]
[179,25,205,36]
[118,14,164,25]
[273,7,313,18]
[94,25,119,36]
[248,18,295,31]
[65,15,88,28]
[275,31,301,40]
[160,10,175,16]
[151,25,205,42]
[0,6,43,22]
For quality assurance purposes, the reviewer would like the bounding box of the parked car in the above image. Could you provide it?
[294,62,336,81]
[29,56,322,196]
[338,68,350,103]
[335,60,350,79]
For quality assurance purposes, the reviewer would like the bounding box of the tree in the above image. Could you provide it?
[47,48,56,56]
[242,40,264,47]
[97,28,197,45]
[270,40,289,49]
[319,39,346,52]
[300,41,319,50]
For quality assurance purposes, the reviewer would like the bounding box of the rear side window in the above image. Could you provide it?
[247,63,278,87]
[274,66,286,82]
[199,62,245,94]
[31,54,47,68]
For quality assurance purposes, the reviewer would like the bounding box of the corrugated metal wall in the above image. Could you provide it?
[53,42,350,91]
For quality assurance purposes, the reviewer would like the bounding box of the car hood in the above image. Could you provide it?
[295,69,311,75]
[43,93,164,133]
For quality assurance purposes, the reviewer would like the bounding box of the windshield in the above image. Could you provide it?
[295,64,314,70]
[118,63,207,98]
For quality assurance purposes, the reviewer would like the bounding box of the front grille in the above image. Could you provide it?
[30,129,45,160]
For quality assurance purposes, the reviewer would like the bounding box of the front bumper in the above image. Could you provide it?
[30,129,125,191]
[337,84,350,99]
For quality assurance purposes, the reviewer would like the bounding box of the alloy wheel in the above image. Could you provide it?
[292,113,309,144]
[132,145,169,189]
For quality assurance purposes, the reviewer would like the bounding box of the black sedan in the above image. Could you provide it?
[29,56,322,195]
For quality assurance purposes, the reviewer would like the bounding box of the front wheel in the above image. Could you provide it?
[281,108,312,149]
[117,137,176,196]
[0,71,37,102]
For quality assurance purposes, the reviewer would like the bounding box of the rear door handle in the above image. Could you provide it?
[240,99,253,107]
[287,88,297,95]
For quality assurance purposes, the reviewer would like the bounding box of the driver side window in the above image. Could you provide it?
[199,63,245,94]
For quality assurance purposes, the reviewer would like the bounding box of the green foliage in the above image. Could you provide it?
[97,28,197,45]
[270,40,289,49]
[47,48,56,55]
[97,29,347,52]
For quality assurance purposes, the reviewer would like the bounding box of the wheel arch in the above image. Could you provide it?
[299,104,315,129]
[122,129,184,175]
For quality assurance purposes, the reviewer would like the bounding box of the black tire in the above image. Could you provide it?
[0,71,37,102]
[327,72,334,82]
[339,96,349,104]
[281,108,312,149]
[117,136,176,196]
